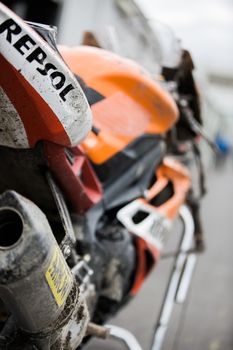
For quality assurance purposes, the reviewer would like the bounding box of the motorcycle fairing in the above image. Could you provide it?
[44,142,103,214]
[60,46,179,164]
[0,3,92,148]
[117,157,191,295]
[93,134,165,186]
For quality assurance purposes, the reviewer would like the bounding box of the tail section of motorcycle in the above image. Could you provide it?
[0,5,206,349]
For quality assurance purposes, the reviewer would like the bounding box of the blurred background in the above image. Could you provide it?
[2,0,233,349]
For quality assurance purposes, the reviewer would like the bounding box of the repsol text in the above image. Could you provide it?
[0,18,74,101]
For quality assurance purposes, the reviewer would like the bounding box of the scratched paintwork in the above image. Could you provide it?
[0,87,29,148]
[0,3,92,148]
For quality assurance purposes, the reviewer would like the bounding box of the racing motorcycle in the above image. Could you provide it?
[0,3,207,350]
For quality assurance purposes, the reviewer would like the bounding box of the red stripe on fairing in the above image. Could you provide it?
[0,54,70,147]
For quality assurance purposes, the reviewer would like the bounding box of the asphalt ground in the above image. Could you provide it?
[85,154,233,350]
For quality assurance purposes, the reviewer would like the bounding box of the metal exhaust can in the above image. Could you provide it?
[0,190,89,349]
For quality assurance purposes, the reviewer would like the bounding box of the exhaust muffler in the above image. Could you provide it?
[0,191,89,349]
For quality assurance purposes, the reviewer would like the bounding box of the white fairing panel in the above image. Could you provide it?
[0,3,92,148]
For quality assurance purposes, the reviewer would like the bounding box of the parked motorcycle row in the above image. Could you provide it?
[0,2,210,349]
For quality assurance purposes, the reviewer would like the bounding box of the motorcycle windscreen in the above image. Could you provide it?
[0,3,92,149]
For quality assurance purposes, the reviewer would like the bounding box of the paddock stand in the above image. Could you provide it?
[105,205,197,350]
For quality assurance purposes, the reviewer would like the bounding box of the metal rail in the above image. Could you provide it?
[104,205,197,350]
[106,325,143,350]
[150,205,196,350]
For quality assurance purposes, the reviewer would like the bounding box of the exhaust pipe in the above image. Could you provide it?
[0,191,89,349]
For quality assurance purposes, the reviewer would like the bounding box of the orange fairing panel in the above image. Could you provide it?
[60,46,179,164]
[145,157,191,220]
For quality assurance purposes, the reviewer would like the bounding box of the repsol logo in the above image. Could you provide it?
[0,18,74,101]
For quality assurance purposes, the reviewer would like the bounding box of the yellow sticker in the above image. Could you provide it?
[46,247,73,307]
